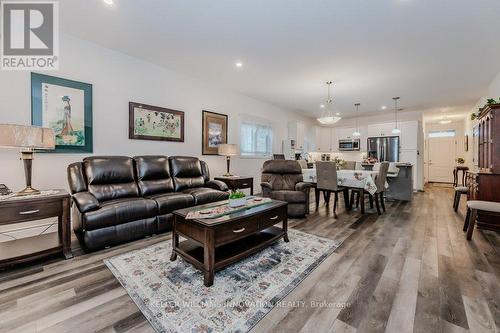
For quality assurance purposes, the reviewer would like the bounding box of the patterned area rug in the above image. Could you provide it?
[104,229,342,333]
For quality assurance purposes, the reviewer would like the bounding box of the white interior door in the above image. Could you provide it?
[428,136,456,183]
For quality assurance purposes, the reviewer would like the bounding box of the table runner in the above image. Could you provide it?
[185,197,273,219]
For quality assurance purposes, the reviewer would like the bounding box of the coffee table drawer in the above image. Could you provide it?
[259,207,287,229]
[215,218,259,245]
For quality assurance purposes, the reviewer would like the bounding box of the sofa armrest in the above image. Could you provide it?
[295,182,313,192]
[72,192,100,213]
[205,180,229,191]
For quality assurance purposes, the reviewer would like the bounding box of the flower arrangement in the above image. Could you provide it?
[333,156,345,170]
[229,189,246,207]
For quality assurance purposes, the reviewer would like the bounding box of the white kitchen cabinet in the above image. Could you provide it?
[288,121,306,150]
[359,125,368,151]
[314,126,332,152]
[336,127,357,140]
[332,126,368,152]
[399,121,418,150]
[330,128,340,152]
[367,123,396,138]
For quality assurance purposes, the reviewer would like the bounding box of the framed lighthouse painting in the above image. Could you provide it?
[31,73,93,153]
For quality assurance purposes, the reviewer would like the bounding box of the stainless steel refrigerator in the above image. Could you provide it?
[367,136,400,162]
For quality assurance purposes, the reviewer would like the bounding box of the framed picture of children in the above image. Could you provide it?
[129,102,184,142]
[202,110,228,155]
[31,73,93,153]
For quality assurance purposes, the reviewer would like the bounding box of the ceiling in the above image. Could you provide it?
[60,0,500,119]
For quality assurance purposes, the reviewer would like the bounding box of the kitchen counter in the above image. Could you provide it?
[386,164,413,201]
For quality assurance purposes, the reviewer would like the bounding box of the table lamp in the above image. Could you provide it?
[0,124,55,196]
[218,144,239,176]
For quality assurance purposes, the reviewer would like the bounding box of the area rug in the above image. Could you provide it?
[104,229,342,333]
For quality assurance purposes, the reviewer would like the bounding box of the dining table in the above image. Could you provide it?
[302,168,385,214]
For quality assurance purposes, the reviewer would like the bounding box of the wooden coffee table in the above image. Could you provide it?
[171,199,288,287]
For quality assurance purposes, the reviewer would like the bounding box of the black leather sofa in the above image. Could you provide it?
[68,155,229,251]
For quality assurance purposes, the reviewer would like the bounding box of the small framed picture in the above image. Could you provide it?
[129,102,184,142]
[202,110,228,155]
[31,73,93,153]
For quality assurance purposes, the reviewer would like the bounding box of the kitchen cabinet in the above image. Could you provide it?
[314,126,332,152]
[332,126,367,152]
[288,121,306,150]
[400,121,418,150]
[367,123,396,138]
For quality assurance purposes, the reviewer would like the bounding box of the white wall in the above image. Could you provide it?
[0,34,313,192]
[489,71,500,97]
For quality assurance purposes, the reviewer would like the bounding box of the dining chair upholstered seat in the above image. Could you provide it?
[463,200,500,240]
[316,161,349,217]
[453,186,468,212]
[467,200,500,212]
[353,161,389,215]
[375,162,389,194]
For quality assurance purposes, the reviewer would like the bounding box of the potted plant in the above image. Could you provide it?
[456,157,465,165]
[229,189,246,207]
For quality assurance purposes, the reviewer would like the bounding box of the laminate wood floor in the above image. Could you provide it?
[0,184,499,333]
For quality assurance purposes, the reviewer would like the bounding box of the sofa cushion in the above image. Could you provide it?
[148,192,194,215]
[134,155,174,196]
[169,156,205,191]
[82,197,158,231]
[182,187,229,205]
[83,156,139,202]
[269,190,307,203]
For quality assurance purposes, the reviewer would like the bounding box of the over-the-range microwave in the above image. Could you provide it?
[338,139,360,151]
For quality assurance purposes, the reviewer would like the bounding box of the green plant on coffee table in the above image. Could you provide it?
[229,189,246,199]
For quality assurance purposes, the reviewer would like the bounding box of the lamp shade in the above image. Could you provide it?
[0,124,55,150]
[218,144,239,156]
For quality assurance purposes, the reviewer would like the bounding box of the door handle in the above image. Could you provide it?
[19,209,40,215]
[233,228,246,233]
[269,215,279,220]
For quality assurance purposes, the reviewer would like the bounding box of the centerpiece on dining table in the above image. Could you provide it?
[228,189,247,207]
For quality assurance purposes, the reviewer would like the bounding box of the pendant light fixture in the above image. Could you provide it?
[392,97,401,134]
[352,103,361,137]
[317,81,341,125]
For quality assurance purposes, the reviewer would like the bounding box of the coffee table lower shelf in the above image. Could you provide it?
[172,227,285,286]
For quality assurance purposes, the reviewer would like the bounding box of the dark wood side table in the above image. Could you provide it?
[0,190,72,268]
[214,176,254,195]
[453,166,469,187]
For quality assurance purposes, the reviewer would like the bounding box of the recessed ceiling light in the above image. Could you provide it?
[381,106,387,110]
[320,104,325,108]
[235,62,243,68]
[103,0,114,4]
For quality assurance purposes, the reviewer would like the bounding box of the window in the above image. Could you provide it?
[240,121,273,157]
[428,130,456,138]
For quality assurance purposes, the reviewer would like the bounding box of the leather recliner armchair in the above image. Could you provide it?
[260,160,312,217]
[68,155,229,251]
